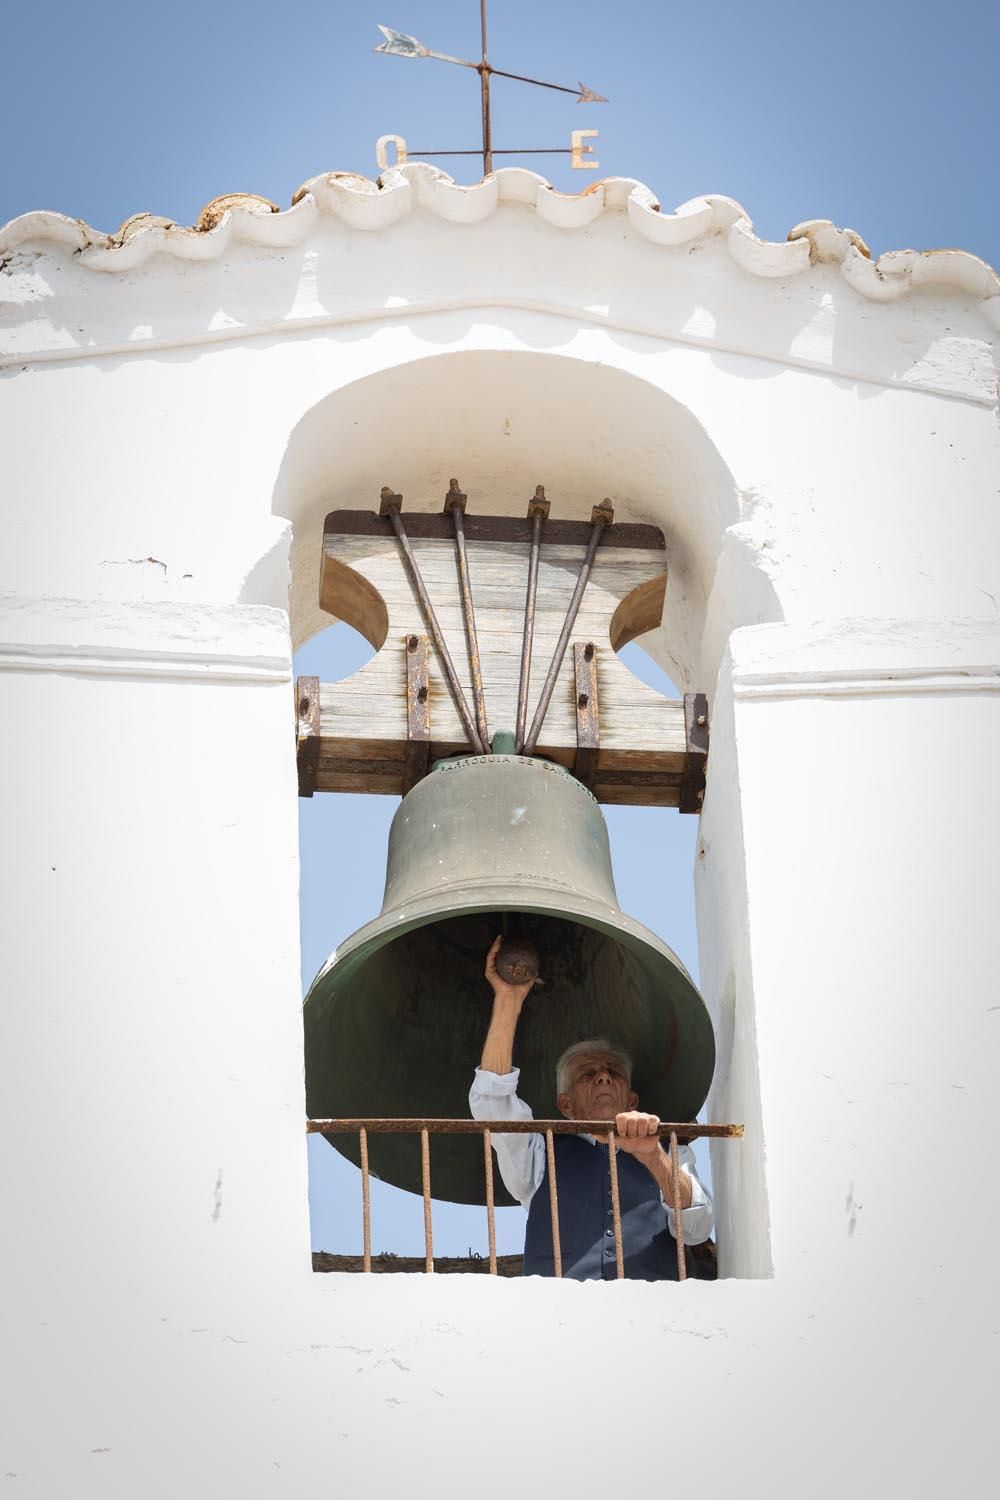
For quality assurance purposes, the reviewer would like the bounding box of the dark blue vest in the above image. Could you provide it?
[523,1134,681,1281]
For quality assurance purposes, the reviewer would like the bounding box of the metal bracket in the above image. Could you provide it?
[526,484,551,521]
[678,692,709,813]
[573,641,600,788]
[296,676,321,798]
[442,477,468,514]
[403,633,431,793]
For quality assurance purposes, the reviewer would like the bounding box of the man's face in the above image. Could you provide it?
[557,1050,638,1122]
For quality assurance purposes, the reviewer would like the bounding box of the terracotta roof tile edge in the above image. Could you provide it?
[2,164,998,329]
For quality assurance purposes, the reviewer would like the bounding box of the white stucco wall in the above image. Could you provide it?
[2,170,998,1495]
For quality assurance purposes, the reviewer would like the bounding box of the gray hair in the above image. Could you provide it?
[555,1039,633,1095]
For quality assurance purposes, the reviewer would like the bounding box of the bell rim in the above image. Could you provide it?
[305,880,715,1117]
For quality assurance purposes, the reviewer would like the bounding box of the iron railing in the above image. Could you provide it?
[306,1117,743,1280]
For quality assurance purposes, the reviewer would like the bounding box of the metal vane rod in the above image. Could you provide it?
[488,70,607,101]
[480,0,492,174]
[405,148,578,158]
[522,499,614,757]
[379,487,486,755]
[515,485,549,754]
[375,1,607,177]
[444,479,490,752]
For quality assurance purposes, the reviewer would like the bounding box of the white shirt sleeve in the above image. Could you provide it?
[661,1142,714,1246]
[468,1067,545,1210]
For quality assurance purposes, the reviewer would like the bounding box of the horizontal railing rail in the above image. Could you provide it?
[307,1117,743,1280]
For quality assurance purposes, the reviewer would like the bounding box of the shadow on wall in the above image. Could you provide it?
[264,348,783,692]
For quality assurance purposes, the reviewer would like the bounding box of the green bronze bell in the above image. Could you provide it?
[303,754,715,1206]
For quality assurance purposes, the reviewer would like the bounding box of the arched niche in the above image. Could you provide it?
[271,349,778,692]
[278,347,778,1269]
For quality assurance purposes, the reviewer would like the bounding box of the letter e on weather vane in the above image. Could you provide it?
[571,130,599,170]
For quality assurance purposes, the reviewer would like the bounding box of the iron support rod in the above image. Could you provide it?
[515,492,547,753]
[308,1118,744,1139]
[483,1129,497,1275]
[447,485,489,751]
[607,1132,625,1280]
[523,502,613,756]
[381,491,486,753]
[670,1129,687,1282]
[359,1125,372,1272]
[421,1127,434,1272]
[545,1128,563,1278]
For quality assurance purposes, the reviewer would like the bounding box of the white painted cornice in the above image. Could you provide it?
[728,619,1000,700]
[3,164,998,331]
[0,597,292,682]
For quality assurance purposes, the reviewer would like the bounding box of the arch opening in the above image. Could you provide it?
[271,348,769,694]
[277,348,772,1273]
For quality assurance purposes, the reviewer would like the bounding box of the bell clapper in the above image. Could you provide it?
[495,933,541,987]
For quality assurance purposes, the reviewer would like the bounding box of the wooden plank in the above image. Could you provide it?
[679,691,710,814]
[402,634,431,793]
[295,676,321,798]
[573,642,600,789]
[309,683,689,804]
[324,509,665,550]
[309,518,703,807]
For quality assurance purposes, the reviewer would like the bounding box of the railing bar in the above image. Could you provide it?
[670,1129,687,1282]
[607,1131,625,1280]
[307,1118,743,1139]
[359,1125,372,1273]
[545,1128,563,1279]
[420,1127,434,1273]
[483,1128,497,1275]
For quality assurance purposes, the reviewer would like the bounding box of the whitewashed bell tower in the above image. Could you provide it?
[2,158,998,1495]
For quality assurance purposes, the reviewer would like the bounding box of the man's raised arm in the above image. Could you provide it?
[479,935,534,1073]
[468,936,544,1209]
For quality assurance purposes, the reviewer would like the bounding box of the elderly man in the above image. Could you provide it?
[469,936,713,1280]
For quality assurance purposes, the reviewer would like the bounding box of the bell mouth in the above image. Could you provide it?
[304,890,715,1207]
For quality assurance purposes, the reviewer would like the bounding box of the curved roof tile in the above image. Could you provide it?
[2,164,998,330]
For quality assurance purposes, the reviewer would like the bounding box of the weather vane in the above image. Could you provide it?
[373,2,608,178]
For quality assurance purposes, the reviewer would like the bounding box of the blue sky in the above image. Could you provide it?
[8,1,995,1257]
[4,0,997,264]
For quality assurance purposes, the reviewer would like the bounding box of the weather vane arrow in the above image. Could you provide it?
[373,8,608,177]
[374,24,608,104]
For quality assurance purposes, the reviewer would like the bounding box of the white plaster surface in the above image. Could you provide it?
[1,180,998,1495]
